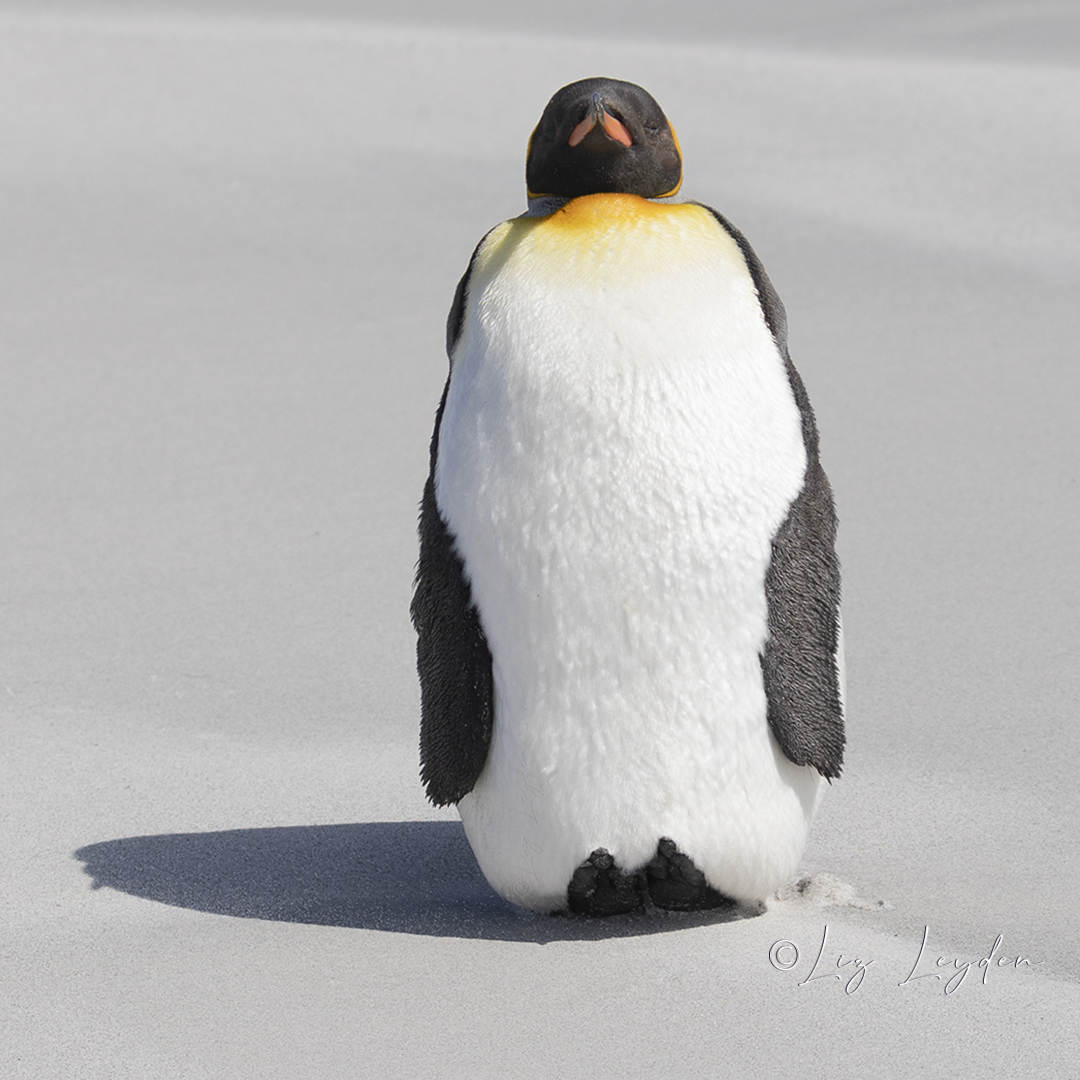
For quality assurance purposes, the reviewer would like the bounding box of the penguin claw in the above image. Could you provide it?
[567,848,645,916]
[645,838,735,911]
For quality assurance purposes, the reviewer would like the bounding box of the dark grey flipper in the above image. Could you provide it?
[410,253,495,806]
[702,207,845,779]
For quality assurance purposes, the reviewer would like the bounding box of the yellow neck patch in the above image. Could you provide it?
[536,192,684,230]
[474,195,732,290]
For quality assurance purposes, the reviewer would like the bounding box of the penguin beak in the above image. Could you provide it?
[567,91,633,149]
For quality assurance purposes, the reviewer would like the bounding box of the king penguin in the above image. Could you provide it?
[411,78,844,916]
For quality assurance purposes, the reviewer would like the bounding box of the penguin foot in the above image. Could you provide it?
[645,838,735,911]
[567,848,645,916]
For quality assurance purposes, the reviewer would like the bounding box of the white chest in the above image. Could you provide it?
[438,203,806,672]
[435,199,815,909]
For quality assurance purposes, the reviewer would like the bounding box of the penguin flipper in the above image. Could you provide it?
[760,462,845,779]
[411,382,495,806]
[700,204,844,779]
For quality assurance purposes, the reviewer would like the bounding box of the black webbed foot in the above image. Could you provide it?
[567,848,645,915]
[645,838,736,911]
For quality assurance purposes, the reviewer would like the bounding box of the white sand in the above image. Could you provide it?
[1,2,1078,1076]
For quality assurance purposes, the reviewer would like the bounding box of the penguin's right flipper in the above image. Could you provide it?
[702,204,844,780]
[411,379,495,807]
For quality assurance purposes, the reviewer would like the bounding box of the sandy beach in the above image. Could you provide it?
[2,1,1078,1075]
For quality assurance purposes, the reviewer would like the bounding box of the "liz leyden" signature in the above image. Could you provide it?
[769,925,1041,995]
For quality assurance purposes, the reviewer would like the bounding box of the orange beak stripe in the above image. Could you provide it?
[601,112,632,147]
[567,110,634,149]
[567,115,593,147]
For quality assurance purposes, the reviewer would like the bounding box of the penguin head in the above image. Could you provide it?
[526,78,682,201]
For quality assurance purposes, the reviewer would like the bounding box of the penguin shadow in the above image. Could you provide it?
[74,821,759,943]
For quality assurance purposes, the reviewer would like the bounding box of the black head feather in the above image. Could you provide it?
[526,77,682,200]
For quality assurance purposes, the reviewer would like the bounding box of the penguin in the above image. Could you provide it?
[411,78,844,916]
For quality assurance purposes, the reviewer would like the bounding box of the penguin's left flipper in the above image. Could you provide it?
[760,460,845,779]
[701,205,845,780]
[411,378,495,807]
